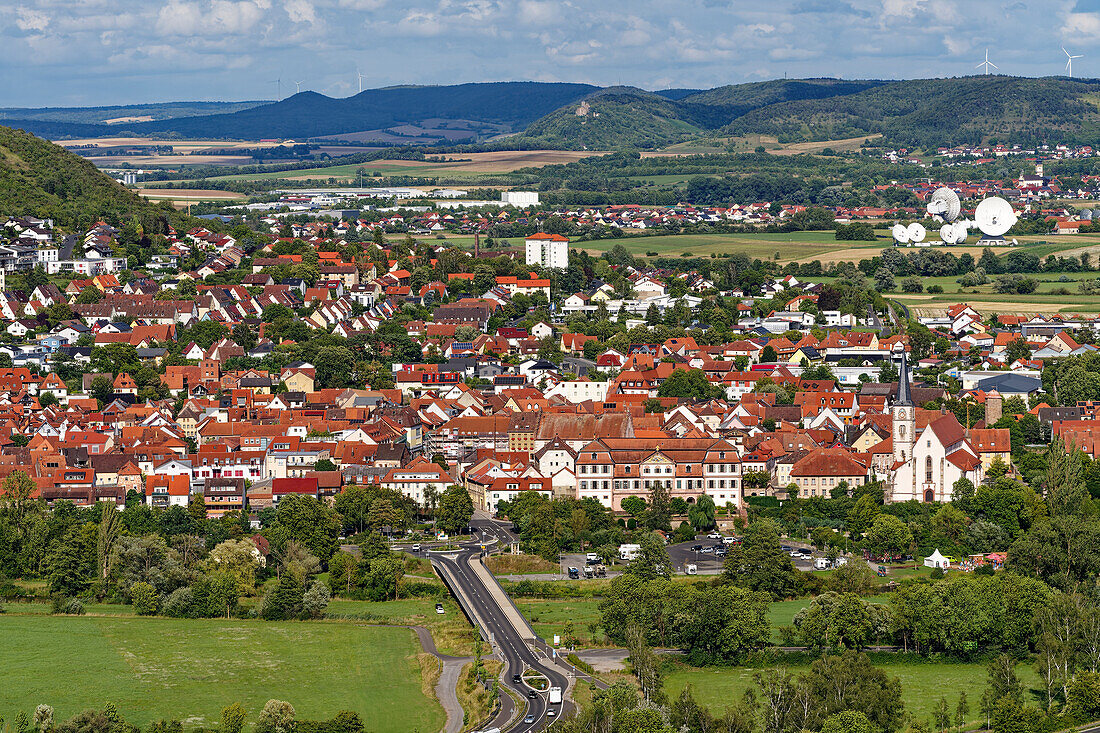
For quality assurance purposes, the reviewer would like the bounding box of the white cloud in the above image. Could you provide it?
[284,0,316,23]
[156,0,265,35]
[15,6,50,31]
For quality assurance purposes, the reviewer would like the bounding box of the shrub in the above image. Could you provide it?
[927,284,944,293]
[63,598,85,615]
[930,567,945,580]
[131,582,160,616]
[302,581,331,620]
[162,587,195,618]
[255,700,295,733]
[900,277,924,293]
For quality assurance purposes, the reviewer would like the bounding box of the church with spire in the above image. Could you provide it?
[887,352,985,502]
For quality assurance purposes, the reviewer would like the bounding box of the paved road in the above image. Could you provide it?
[432,522,572,733]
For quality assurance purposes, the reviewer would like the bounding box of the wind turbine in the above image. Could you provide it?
[295,80,304,93]
[1063,46,1083,77]
[976,49,998,75]
[356,68,366,94]
[270,78,281,99]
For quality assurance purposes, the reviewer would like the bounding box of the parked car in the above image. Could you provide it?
[700,545,714,554]
[707,532,722,540]
[690,544,704,552]
[435,603,445,614]
[723,536,739,545]
[547,709,556,718]
[586,552,600,562]
[567,567,580,579]
[789,550,801,558]
[685,563,698,575]
[781,545,792,551]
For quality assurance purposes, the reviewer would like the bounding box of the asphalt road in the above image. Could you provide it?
[431,521,571,733]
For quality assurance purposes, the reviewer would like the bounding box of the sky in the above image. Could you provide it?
[4,0,1100,107]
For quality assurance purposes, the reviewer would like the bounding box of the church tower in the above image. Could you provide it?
[892,351,915,466]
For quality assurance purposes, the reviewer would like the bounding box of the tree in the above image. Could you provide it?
[656,368,722,400]
[760,344,779,363]
[314,346,357,389]
[90,375,113,406]
[688,495,716,531]
[873,268,896,293]
[436,485,473,535]
[620,495,647,517]
[314,458,337,472]
[220,704,248,733]
[1005,338,1031,365]
[275,494,340,562]
[901,277,924,293]
[255,701,295,733]
[301,580,331,619]
[723,519,804,599]
[803,651,905,733]
[821,710,874,733]
[627,533,671,581]
[261,573,304,620]
[208,539,261,590]
[131,581,160,615]
[865,514,913,558]
[645,481,672,531]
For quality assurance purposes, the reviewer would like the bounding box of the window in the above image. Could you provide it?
[925,456,933,483]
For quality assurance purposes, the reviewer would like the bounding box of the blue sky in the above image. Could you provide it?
[3,0,1100,107]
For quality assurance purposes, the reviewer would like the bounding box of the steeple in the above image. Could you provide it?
[896,351,913,406]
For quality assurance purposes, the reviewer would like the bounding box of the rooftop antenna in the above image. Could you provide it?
[976,49,998,75]
[1063,46,1083,77]
[295,80,304,93]
[357,68,366,94]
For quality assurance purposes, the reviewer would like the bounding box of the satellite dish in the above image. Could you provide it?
[892,223,910,243]
[940,222,968,244]
[906,223,926,243]
[926,187,961,222]
[974,197,1018,238]
[1082,209,1093,221]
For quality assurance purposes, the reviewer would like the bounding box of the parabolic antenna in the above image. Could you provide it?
[906,222,926,243]
[926,187,961,222]
[892,223,910,243]
[1082,209,1094,221]
[940,222,968,244]
[974,197,1018,238]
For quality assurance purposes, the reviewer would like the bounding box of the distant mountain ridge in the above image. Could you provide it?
[7,76,1100,149]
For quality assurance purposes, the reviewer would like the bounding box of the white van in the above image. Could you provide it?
[813,557,830,570]
[619,544,641,561]
[685,563,698,575]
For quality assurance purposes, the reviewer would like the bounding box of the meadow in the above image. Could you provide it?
[0,614,443,733]
[663,656,1040,726]
[580,231,861,261]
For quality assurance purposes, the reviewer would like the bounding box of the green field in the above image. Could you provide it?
[205,162,519,183]
[0,615,443,732]
[664,657,1040,726]
[580,231,872,261]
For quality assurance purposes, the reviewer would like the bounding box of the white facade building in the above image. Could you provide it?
[525,233,569,269]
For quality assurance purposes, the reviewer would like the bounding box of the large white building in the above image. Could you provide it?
[525,232,569,269]
[502,191,539,206]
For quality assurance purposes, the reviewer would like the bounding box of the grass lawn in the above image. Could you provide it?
[664,656,1040,727]
[0,615,443,733]
[580,231,867,261]
[515,597,604,645]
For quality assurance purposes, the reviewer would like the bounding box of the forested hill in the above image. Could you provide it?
[518,75,1100,149]
[722,76,1100,147]
[0,125,177,230]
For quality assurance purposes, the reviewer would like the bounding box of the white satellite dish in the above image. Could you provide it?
[940,222,968,244]
[906,222,926,243]
[974,197,1018,238]
[926,187,961,222]
[891,223,910,243]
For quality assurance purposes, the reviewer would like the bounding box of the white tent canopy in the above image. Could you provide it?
[924,549,950,569]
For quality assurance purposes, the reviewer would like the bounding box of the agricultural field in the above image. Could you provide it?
[0,614,443,733]
[580,231,862,261]
[664,656,1040,726]
[204,149,607,183]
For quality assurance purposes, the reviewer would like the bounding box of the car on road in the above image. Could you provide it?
[524,714,535,723]
[435,603,445,614]
[547,709,556,718]
[411,543,421,553]
[527,690,538,699]
[513,673,523,684]
[789,550,801,558]
[690,544,703,552]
